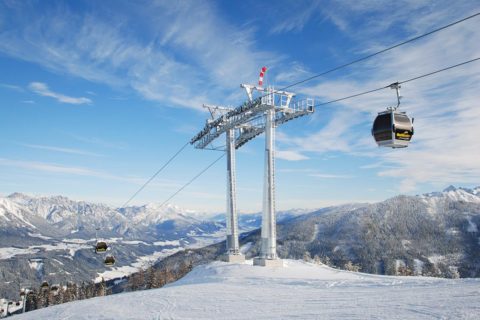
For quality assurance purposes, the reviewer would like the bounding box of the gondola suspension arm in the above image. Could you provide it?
[389,82,401,110]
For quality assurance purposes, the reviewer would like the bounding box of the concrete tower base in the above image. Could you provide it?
[221,254,246,263]
[253,257,283,267]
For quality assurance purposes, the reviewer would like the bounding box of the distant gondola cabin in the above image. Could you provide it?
[104,255,115,266]
[95,241,108,253]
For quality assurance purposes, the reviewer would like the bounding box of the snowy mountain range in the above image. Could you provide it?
[1,193,211,239]
[249,185,480,278]
[0,192,305,240]
[1,185,480,300]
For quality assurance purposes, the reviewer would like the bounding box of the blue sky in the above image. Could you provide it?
[1,0,479,212]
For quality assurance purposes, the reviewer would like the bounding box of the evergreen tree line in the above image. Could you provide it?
[23,279,108,312]
[21,259,194,314]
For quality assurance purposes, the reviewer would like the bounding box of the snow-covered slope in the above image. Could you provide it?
[269,186,480,278]
[0,197,37,229]
[13,260,480,320]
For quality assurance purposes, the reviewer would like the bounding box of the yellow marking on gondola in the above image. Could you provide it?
[396,132,411,138]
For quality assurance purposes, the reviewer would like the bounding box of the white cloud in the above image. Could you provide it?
[20,143,102,157]
[278,109,359,154]
[277,168,352,179]
[309,173,353,179]
[29,82,92,105]
[274,61,313,85]
[276,149,309,161]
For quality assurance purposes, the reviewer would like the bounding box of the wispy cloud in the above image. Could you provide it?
[0,158,104,177]
[309,173,353,179]
[0,158,139,184]
[20,143,103,157]
[276,149,309,161]
[28,82,92,105]
[267,1,321,34]
[68,134,127,150]
[0,83,24,92]
[274,61,313,85]
[278,168,353,179]
[0,2,278,111]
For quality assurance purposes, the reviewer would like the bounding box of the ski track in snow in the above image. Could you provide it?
[13,260,480,320]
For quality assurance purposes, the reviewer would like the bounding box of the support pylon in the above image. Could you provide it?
[261,108,276,259]
[254,89,283,267]
[192,79,313,267]
[224,128,244,262]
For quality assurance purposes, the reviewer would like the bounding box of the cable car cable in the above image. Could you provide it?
[121,141,190,208]
[313,56,480,107]
[314,86,389,107]
[280,12,479,91]
[398,57,480,85]
[157,153,225,209]
[252,12,480,101]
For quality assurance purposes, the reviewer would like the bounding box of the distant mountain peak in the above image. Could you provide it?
[7,192,31,200]
[421,185,480,204]
[443,185,457,192]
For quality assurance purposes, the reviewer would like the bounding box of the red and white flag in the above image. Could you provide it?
[258,66,267,86]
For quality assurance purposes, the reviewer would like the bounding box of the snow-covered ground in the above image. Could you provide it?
[13,260,480,319]
[0,242,92,260]
[94,248,182,283]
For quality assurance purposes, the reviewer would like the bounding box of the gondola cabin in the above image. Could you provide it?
[95,241,108,253]
[40,281,49,289]
[372,109,413,148]
[104,255,115,266]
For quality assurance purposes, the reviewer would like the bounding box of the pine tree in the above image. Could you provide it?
[303,251,312,262]
[36,287,48,309]
[78,282,86,300]
[25,290,38,312]
[146,267,158,289]
[344,261,361,272]
[322,255,331,266]
[96,278,106,297]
